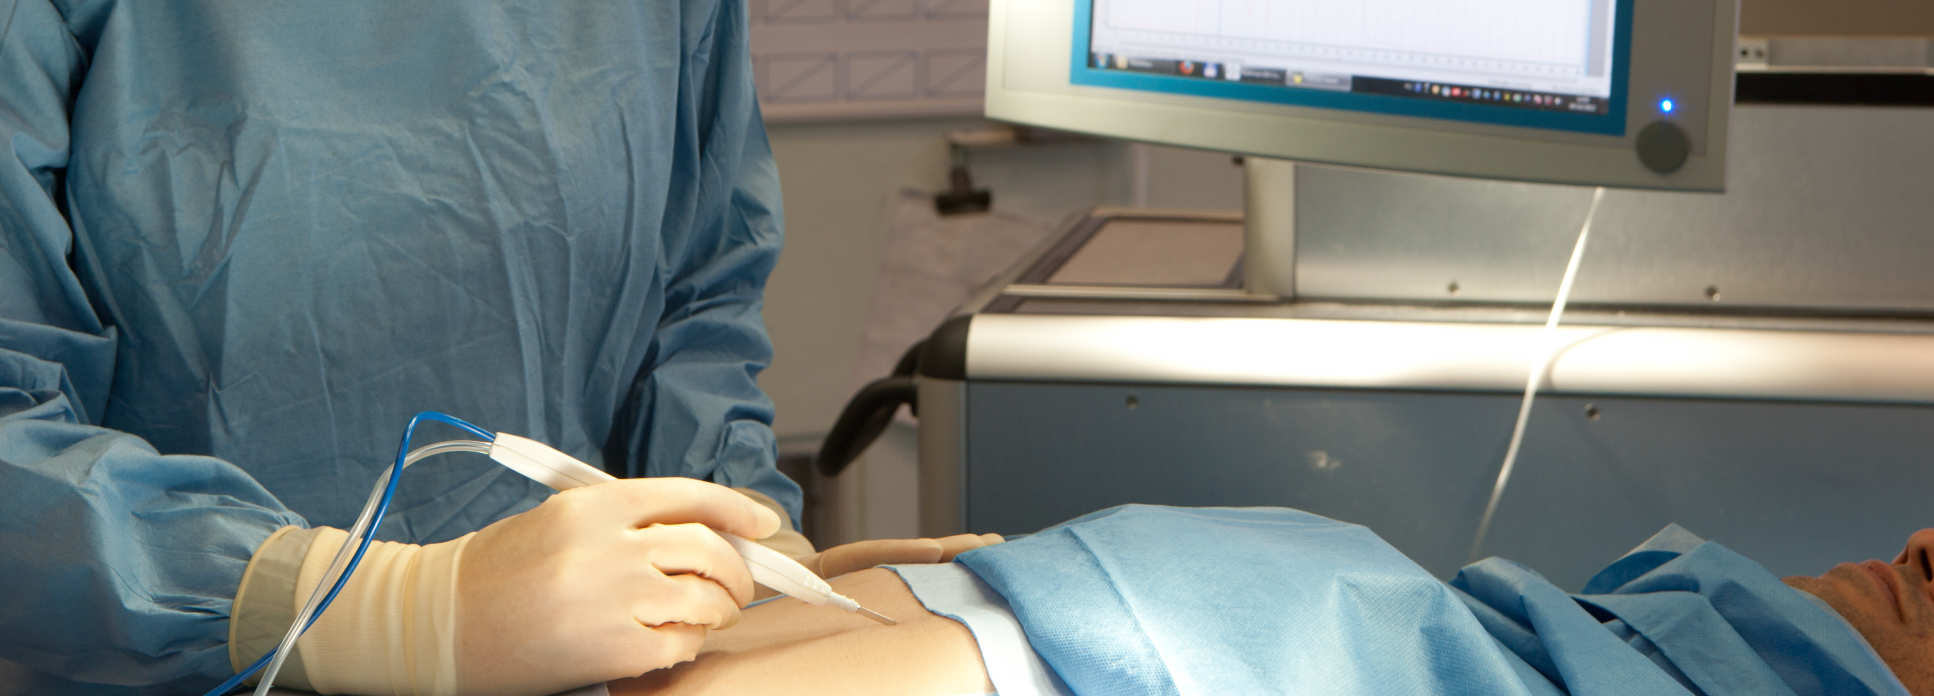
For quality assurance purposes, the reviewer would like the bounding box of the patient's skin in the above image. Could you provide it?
[608,568,994,695]
[1785,529,1934,695]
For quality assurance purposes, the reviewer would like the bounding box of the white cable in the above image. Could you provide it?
[254,439,492,695]
[1467,187,1607,564]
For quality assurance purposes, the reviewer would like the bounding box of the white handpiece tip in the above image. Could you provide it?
[722,533,840,604]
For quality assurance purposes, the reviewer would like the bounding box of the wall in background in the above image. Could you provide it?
[762,119,1121,440]
[758,117,1124,544]
[756,118,1241,541]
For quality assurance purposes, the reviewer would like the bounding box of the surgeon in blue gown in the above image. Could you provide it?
[0,2,991,694]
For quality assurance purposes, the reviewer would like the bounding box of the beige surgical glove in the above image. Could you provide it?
[230,477,781,696]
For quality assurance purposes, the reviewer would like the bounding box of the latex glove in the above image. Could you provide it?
[239,477,781,696]
[802,533,1005,579]
[455,477,782,692]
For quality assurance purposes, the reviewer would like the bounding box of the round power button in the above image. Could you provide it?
[1636,120,1691,174]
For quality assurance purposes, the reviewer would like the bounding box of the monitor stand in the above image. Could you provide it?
[1241,157,1298,301]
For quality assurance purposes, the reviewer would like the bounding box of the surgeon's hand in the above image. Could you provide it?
[455,477,782,693]
[233,477,781,696]
[800,533,1006,579]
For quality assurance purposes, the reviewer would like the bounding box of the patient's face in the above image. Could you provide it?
[1784,529,1934,693]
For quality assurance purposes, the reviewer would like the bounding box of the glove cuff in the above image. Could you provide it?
[293,527,473,695]
[231,525,316,682]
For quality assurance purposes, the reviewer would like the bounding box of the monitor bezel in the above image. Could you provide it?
[986,0,1736,192]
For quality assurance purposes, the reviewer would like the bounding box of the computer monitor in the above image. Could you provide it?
[986,0,1737,192]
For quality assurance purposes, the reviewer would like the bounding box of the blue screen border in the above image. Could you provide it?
[1069,1,1633,137]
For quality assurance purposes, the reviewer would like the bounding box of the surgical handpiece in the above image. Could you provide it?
[488,433,897,626]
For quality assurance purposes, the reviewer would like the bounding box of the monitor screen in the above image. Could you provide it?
[1075,0,1629,135]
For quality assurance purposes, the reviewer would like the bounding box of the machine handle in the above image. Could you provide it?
[815,375,918,477]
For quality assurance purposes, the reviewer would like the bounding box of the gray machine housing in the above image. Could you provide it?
[915,101,1934,589]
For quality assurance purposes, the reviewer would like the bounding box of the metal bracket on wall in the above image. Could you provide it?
[934,126,1103,216]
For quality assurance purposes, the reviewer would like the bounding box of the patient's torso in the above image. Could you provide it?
[609,568,993,695]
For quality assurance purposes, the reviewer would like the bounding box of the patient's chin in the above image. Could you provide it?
[1854,634,1934,696]
[1785,577,1934,694]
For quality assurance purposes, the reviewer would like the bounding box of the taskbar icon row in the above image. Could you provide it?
[1088,51,1610,116]
[1089,52,1350,91]
[1364,77,1608,115]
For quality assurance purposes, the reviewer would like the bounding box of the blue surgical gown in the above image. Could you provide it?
[0,1,799,691]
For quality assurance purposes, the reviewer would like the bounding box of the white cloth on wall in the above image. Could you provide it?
[850,190,1060,392]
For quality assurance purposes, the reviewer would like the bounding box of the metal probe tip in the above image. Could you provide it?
[857,606,898,625]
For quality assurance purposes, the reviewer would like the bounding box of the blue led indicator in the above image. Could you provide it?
[1659,98,1676,114]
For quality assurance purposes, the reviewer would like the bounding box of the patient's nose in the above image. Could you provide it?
[1895,529,1934,581]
